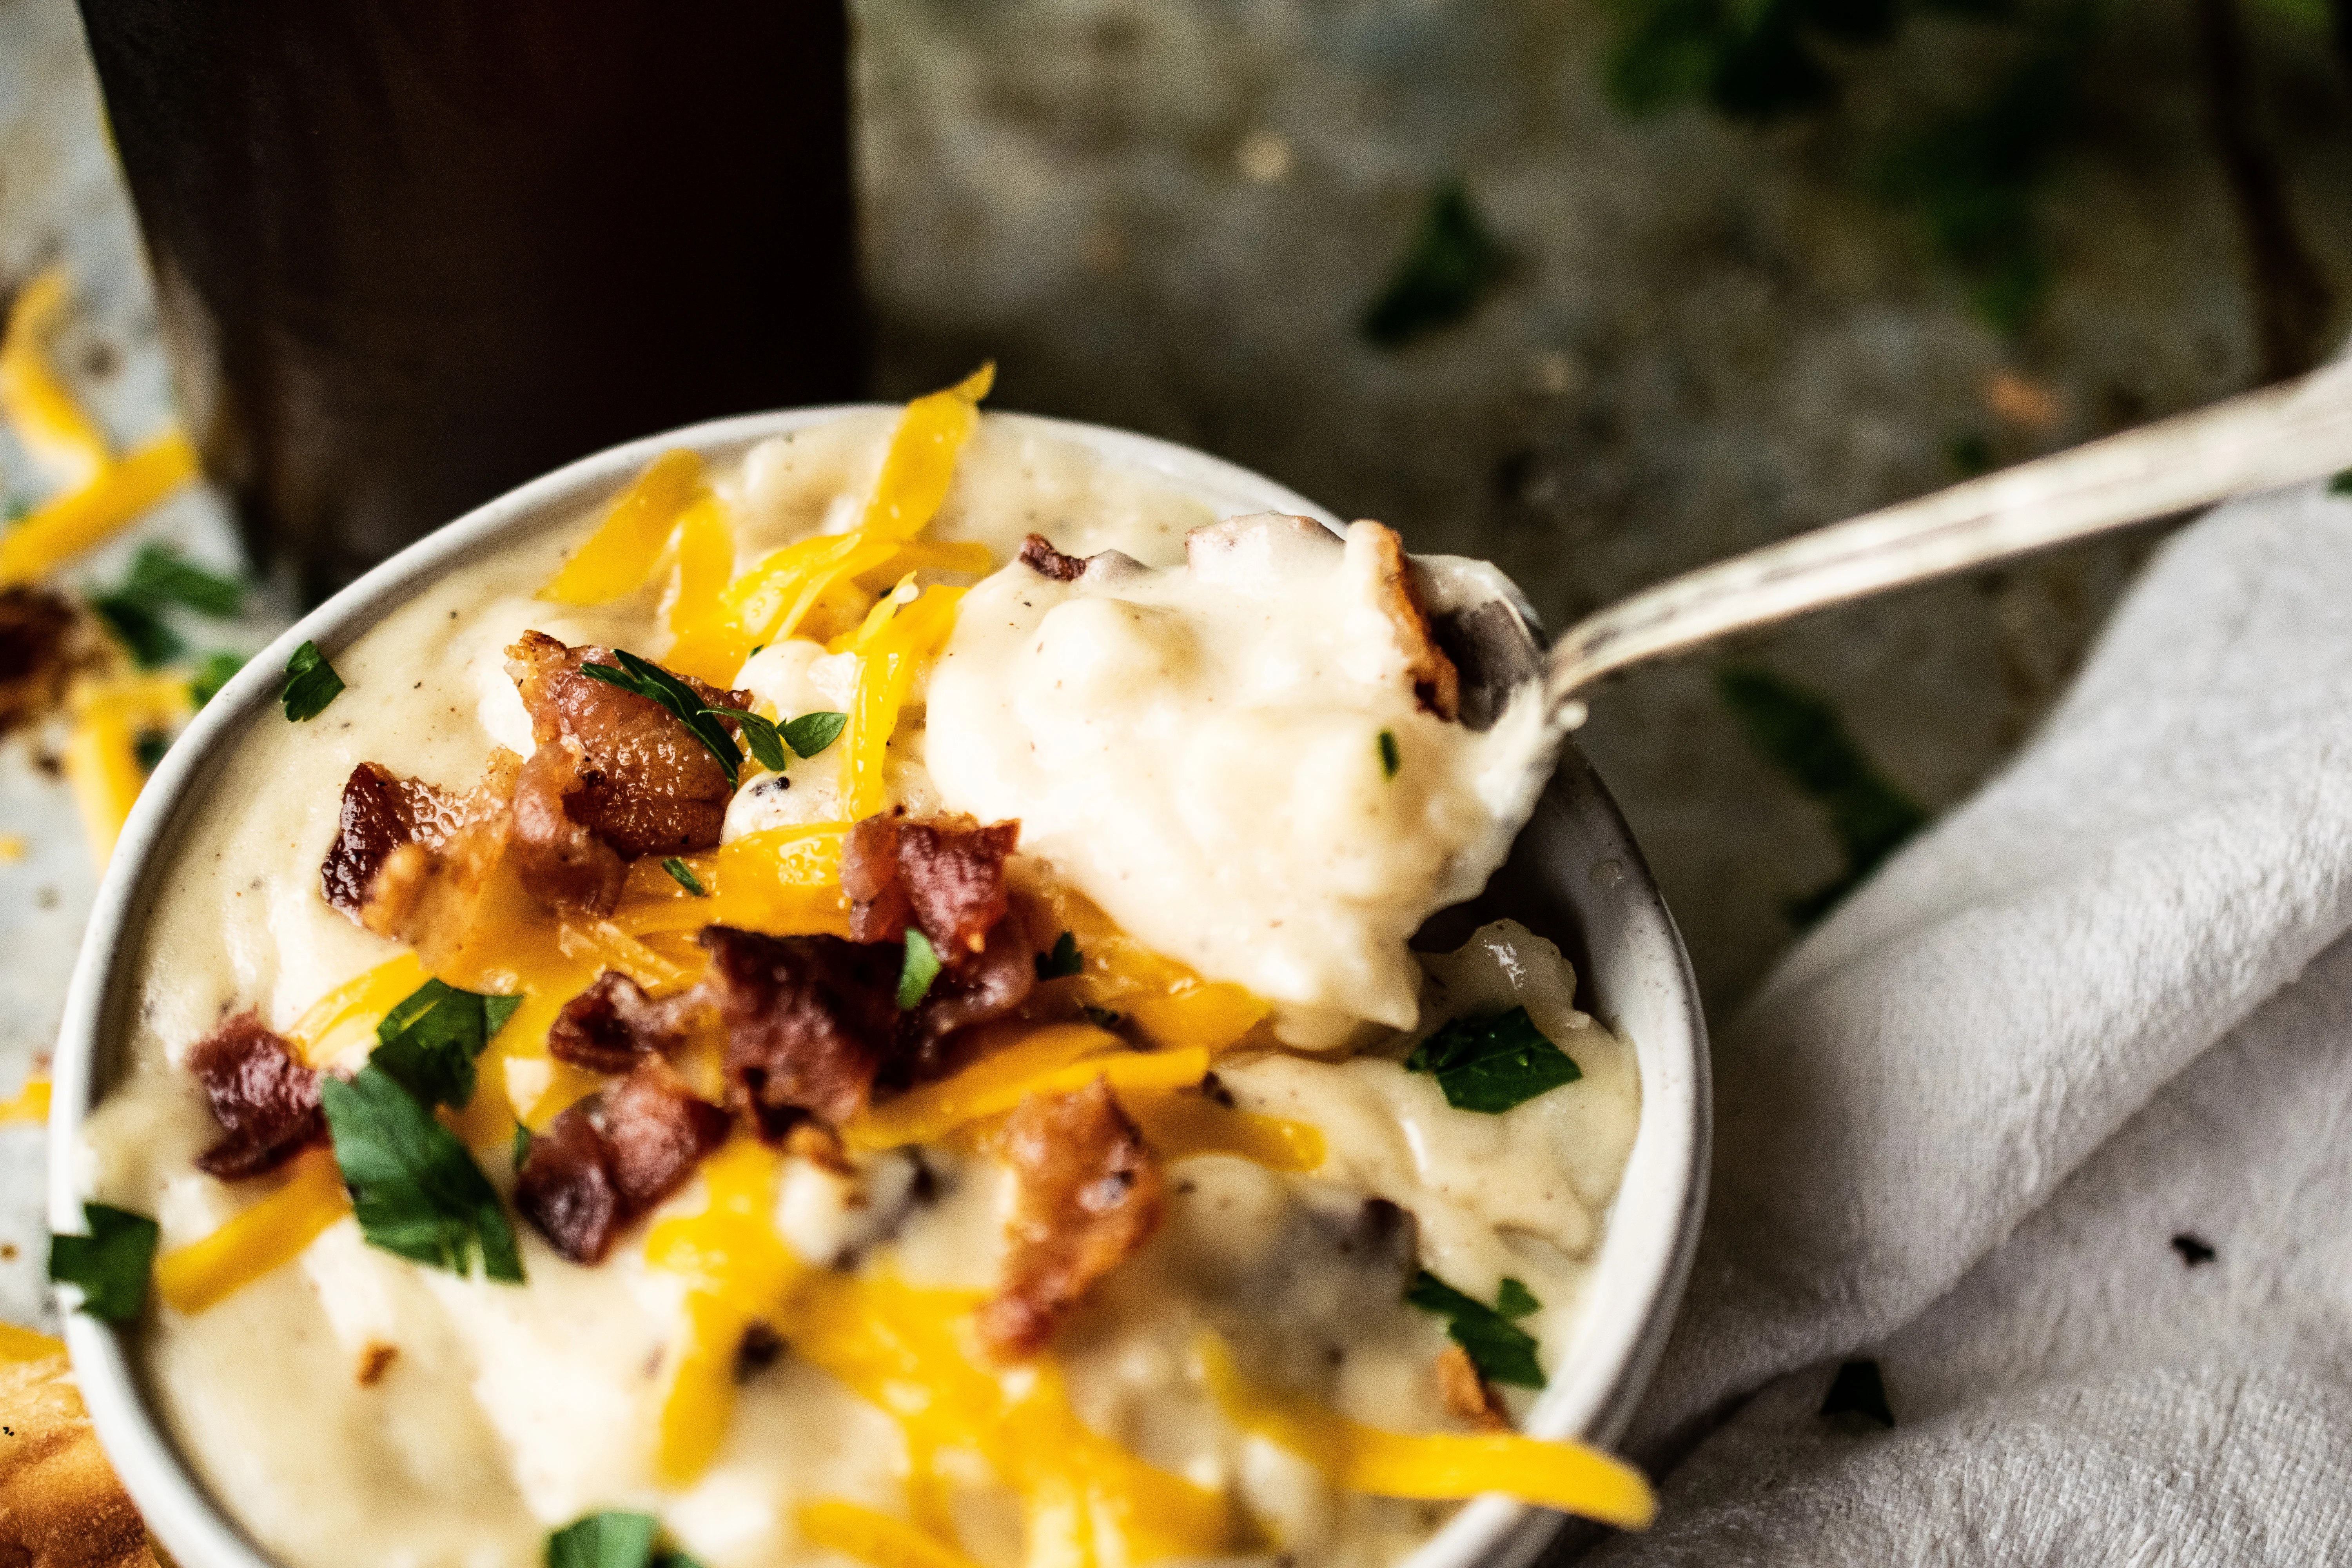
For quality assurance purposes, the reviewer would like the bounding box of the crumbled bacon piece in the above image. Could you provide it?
[548,970,704,1074]
[702,927,903,1134]
[1436,1345,1509,1431]
[842,811,1019,956]
[0,588,96,737]
[512,1109,617,1265]
[185,1013,325,1180]
[505,631,751,916]
[977,1078,1165,1358]
[1354,521,1459,722]
[320,762,466,919]
[514,1062,729,1265]
[1018,534,1089,582]
[904,917,1036,1057]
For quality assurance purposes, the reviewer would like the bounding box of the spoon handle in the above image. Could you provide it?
[1543,359,2352,716]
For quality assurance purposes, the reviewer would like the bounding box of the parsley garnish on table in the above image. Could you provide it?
[1405,1005,1581,1113]
[93,544,246,669]
[47,1202,158,1321]
[322,1066,522,1283]
[370,980,523,1110]
[281,639,345,720]
[1407,1270,1546,1388]
[545,1512,704,1568]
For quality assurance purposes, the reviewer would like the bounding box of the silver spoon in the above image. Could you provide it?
[1539,358,2352,723]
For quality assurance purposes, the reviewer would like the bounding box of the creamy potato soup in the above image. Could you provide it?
[75,375,1650,1568]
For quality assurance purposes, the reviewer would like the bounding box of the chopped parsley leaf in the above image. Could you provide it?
[93,594,184,667]
[782,710,848,758]
[512,1122,532,1172]
[321,1066,523,1282]
[281,640,345,721]
[1406,1269,1544,1388]
[897,929,942,1010]
[662,857,708,896]
[118,544,245,617]
[544,1512,657,1568]
[189,650,246,708]
[133,728,170,774]
[2333,469,2352,496]
[1035,930,1083,981]
[1378,729,1401,779]
[47,1203,158,1322]
[735,712,789,775]
[370,980,523,1110]
[579,648,744,788]
[1404,1005,1581,1114]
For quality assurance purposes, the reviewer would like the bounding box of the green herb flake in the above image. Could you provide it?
[117,544,246,618]
[1717,665,1927,927]
[370,980,524,1110]
[2332,469,2352,496]
[321,1066,523,1282]
[190,650,246,708]
[782,710,848,759]
[545,1512,659,1568]
[579,648,744,789]
[1819,1358,1895,1427]
[1406,1270,1545,1389]
[47,1202,158,1322]
[1361,180,1508,349]
[281,640,346,721]
[1404,1005,1581,1114]
[662,857,708,897]
[898,929,943,1010]
[93,595,185,668]
[512,1122,532,1172]
[735,712,789,775]
[1378,729,1401,779]
[133,729,170,773]
[1035,930,1083,981]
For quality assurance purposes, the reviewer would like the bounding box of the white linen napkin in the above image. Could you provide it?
[1592,406,2352,1561]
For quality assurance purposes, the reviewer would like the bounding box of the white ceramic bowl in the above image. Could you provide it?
[47,407,1710,1568]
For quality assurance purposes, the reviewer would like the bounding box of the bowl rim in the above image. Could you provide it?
[46,402,1710,1568]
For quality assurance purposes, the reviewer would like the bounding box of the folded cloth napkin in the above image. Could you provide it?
[1593,376,2352,1563]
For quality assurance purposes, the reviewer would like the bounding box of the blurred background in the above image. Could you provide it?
[2,0,2347,1063]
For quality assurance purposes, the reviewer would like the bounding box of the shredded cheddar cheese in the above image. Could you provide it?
[796,1501,985,1568]
[64,670,193,869]
[842,583,966,821]
[539,448,702,605]
[663,365,993,684]
[0,267,109,490]
[287,952,431,1067]
[1122,1089,1323,1172]
[1198,1334,1657,1531]
[0,1072,51,1124]
[154,1149,352,1315]
[669,492,736,633]
[0,1323,62,1362]
[0,428,198,586]
[844,1024,1211,1151]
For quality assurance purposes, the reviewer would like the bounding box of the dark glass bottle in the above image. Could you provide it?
[76,0,864,600]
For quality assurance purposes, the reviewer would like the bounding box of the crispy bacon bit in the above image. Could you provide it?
[512,1109,618,1264]
[905,917,1036,1056]
[0,588,96,737]
[702,927,903,1134]
[842,811,1019,956]
[1355,521,1459,722]
[548,970,704,1074]
[602,1063,732,1213]
[321,750,521,969]
[185,1013,325,1181]
[977,1078,1165,1359]
[320,762,465,918]
[514,1062,729,1265]
[1436,1345,1509,1431]
[1019,534,1090,582]
[506,631,751,916]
